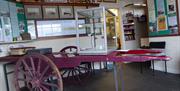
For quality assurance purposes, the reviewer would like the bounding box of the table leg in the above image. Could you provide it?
[113,62,125,91]
[91,62,95,75]
[3,63,9,91]
[119,63,125,91]
[100,62,102,70]
[152,60,155,75]
[113,62,119,91]
[165,60,167,74]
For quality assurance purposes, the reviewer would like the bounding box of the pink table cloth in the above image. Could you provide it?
[53,49,171,68]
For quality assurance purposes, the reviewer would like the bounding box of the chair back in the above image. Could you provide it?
[149,42,166,49]
[60,46,77,53]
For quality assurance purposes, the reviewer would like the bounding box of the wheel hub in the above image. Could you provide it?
[31,78,41,87]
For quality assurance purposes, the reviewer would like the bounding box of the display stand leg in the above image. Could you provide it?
[119,63,125,91]
[113,62,119,91]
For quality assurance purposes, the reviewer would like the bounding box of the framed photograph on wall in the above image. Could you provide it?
[44,0,67,3]
[103,0,116,3]
[87,6,98,9]
[24,5,42,19]
[167,0,177,14]
[59,6,74,19]
[20,0,41,2]
[42,6,59,19]
[96,0,102,2]
[74,6,87,18]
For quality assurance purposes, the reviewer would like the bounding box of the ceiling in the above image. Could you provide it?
[120,0,146,7]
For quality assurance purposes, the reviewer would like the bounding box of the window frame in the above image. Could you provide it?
[27,19,88,40]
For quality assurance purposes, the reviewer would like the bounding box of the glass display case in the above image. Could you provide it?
[75,7,117,55]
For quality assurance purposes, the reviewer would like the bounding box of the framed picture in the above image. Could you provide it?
[87,6,97,9]
[59,6,74,19]
[44,0,67,3]
[156,0,166,15]
[42,6,59,19]
[74,6,87,18]
[157,15,168,31]
[24,5,42,19]
[69,0,87,3]
[20,0,41,2]
[103,0,116,3]
[167,0,177,14]
[96,0,102,2]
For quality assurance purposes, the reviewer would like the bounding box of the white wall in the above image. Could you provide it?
[0,38,77,55]
[149,36,180,74]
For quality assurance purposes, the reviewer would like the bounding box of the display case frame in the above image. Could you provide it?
[75,7,117,55]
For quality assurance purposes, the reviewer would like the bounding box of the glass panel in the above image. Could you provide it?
[76,7,117,54]
[77,8,105,52]
[105,10,117,50]
[27,20,36,39]
[36,20,85,37]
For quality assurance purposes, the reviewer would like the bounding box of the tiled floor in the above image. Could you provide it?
[64,63,180,91]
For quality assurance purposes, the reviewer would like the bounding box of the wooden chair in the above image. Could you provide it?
[140,41,170,74]
[57,46,92,84]
[149,42,170,74]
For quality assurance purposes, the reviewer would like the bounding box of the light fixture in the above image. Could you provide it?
[124,3,146,7]
[133,3,146,7]
[142,4,146,6]
[134,3,141,6]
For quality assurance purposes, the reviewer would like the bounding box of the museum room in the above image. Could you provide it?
[0,0,179,91]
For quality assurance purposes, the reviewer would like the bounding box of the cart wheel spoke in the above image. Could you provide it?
[40,65,50,79]
[42,82,58,88]
[37,59,42,73]
[30,57,36,73]
[22,59,33,77]
[17,78,29,82]
[42,74,54,81]
[40,85,49,91]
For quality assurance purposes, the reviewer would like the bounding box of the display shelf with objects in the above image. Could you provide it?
[123,12,135,41]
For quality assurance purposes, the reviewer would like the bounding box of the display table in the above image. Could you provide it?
[53,49,170,91]
[0,49,171,91]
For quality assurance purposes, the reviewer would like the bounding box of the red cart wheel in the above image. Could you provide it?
[14,53,63,91]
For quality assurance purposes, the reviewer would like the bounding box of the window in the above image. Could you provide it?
[27,20,36,39]
[27,20,86,39]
